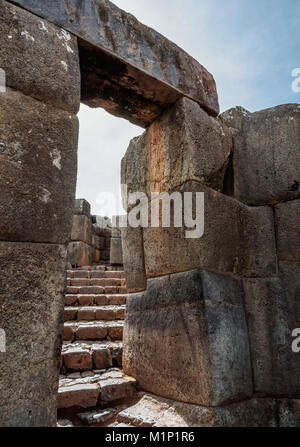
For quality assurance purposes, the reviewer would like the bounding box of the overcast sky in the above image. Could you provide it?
[76,0,300,216]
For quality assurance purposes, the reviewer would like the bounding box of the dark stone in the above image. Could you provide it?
[123,269,253,406]
[275,199,300,262]
[243,278,295,396]
[0,88,78,244]
[0,242,67,427]
[221,105,300,205]
[0,0,80,113]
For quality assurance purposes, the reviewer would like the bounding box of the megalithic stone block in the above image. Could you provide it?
[0,0,80,113]
[0,87,78,244]
[275,199,300,262]
[0,242,67,427]
[220,105,300,205]
[71,215,92,244]
[123,269,253,406]
[143,181,277,279]
[10,0,219,126]
[121,226,146,293]
[121,98,232,203]
[68,241,94,267]
[279,261,300,396]
[243,278,296,396]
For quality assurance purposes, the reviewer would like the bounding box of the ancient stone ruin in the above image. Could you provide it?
[0,0,299,427]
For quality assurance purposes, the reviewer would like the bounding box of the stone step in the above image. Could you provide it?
[65,294,127,306]
[64,305,126,322]
[68,278,125,287]
[67,270,125,279]
[58,368,137,409]
[66,285,127,295]
[61,340,123,372]
[63,321,124,341]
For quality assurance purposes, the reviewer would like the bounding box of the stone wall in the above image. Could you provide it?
[67,199,111,267]
[0,0,299,428]
[121,98,300,424]
[0,0,80,426]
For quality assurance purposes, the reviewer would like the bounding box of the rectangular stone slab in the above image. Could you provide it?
[143,181,277,279]
[243,278,297,396]
[0,242,67,427]
[9,0,219,125]
[0,87,79,244]
[117,393,277,427]
[0,0,80,113]
[123,269,253,406]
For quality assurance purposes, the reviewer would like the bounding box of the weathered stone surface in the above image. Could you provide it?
[123,269,253,406]
[58,383,99,409]
[63,348,93,371]
[71,215,92,244]
[117,393,276,427]
[93,346,113,369]
[11,0,219,126]
[74,199,91,218]
[0,88,78,244]
[132,101,229,195]
[243,278,293,396]
[121,227,146,293]
[279,399,300,427]
[275,199,300,262]
[0,0,80,113]
[110,237,123,266]
[121,98,231,201]
[100,376,136,402]
[279,261,300,396]
[67,242,93,267]
[279,261,300,329]
[221,105,300,205]
[0,242,67,427]
[143,182,277,279]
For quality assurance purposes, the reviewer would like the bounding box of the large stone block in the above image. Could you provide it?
[0,0,80,113]
[221,105,300,205]
[67,242,93,267]
[0,88,78,244]
[0,242,67,427]
[70,215,92,244]
[110,237,123,266]
[118,393,277,427]
[243,278,294,396]
[121,98,231,201]
[123,269,253,406]
[143,182,277,279]
[11,0,219,126]
[275,199,300,262]
[121,227,146,293]
[279,261,300,397]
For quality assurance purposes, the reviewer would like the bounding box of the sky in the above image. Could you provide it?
[76,0,300,216]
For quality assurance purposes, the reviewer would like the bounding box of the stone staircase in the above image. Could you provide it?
[57,264,138,427]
